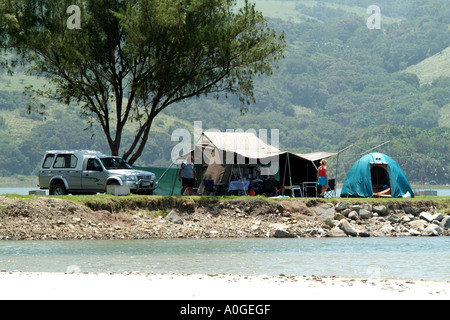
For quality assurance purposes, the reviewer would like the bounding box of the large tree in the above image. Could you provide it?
[0,0,285,164]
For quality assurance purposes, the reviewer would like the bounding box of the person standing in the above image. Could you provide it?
[179,157,197,196]
[317,159,329,197]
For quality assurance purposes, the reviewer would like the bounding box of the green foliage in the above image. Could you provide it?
[0,0,286,164]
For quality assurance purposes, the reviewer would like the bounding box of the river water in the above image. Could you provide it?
[0,237,449,281]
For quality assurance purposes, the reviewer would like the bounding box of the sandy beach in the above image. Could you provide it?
[0,272,448,300]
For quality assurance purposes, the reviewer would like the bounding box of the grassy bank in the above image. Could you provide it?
[1,193,449,214]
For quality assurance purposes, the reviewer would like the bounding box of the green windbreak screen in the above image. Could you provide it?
[134,166,181,196]
[134,165,202,196]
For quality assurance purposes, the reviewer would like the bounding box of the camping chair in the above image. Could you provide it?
[203,180,216,195]
[323,179,336,198]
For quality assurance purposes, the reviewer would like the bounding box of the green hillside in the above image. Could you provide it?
[404,46,450,85]
[1,0,449,185]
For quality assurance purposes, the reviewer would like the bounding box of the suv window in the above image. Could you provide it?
[100,157,132,170]
[43,154,55,169]
[86,158,103,171]
[53,154,78,169]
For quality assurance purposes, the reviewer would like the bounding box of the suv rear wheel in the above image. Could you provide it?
[50,182,68,195]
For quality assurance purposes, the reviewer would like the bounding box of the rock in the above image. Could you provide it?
[314,203,335,221]
[422,225,441,237]
[401,215,411,222]
[441,216,450,229]
[350,205,361,212]
[341,208,351,217]
[404,206,421,216]
[373,205,388,216]
[335,202,348,212]
[348,211,358,221]
[379,223,395,236]
[408,220,427,231]
[306,228,325,237]
[432,213,443,222]
[273,229,297,238]
[388,213,401,223]
[338,219,358,237]
[419,212,434,223]
[408,229,421,236]
[324,219,337,228]
[359,209,373,220]
[165,210,184,225]
[358,230,371,237]
[326,227,348,237]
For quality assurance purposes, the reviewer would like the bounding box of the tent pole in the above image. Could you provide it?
[335,144,356,194]
[170,167,177,196]
[288,153,293,192]
[360,141,391,155]
[282,153,288,195]
[237,160,247,196]
[157,161,175,184]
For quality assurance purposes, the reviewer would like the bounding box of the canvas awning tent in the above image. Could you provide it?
[180,132,336,195]
[189,132,285,163]
[341,153,414,198]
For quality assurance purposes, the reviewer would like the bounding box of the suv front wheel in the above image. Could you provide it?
[50,182,68,195]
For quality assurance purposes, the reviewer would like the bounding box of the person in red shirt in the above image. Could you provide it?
[317,159,329,197]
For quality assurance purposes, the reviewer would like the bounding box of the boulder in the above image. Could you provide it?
[335,202,348,212]
[401,215,412,223]
[373,205,388,216]
[431,213,443,222]
[422,225,441,237]
[419,212,434,223]
[324,219,337,228]
[408,220,427,231]
[338,220,358,237]
[273,229,297,238]
[378,223,395,236]
[408,229,421,236]
[341,208,351,217]
[348,211,358,221]
[388,213,401,224]
[306,228,326,237]
[314,203,335,221]
[441,216,450,229]
[358,230,371,237]
[404,206,421,216]
[165,210,184,225]
[359,209,373,220]
[326,227,348,237]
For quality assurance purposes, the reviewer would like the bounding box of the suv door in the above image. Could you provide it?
[82,158,107,192]
[53,154,81,189]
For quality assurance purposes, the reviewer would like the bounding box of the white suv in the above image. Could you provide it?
[38,150,157,195]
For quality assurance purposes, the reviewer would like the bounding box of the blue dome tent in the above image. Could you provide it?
[341,153,414,198]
